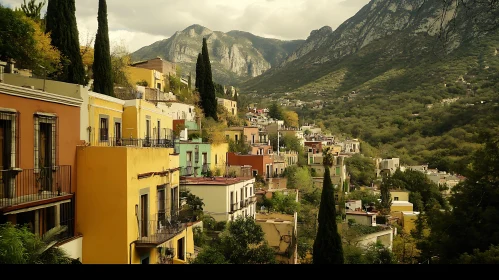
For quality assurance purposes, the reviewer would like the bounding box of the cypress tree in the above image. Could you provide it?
[45,0,86,85]
[92,0,113,96]
[195,53,205,106]
[201,38,218,121]
[313,167,344,264]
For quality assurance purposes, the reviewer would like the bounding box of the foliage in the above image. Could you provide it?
[0,6,61,75]
[20,0,45,19]
[313,167,344,264]
[0,223,80,264]
[192,216,277,264]
[110,41,133,88]
[422,130,499,264]
[92,0,113,96]
[197,38,218,120]
[45,0,87,85]
[346,189,380,210]
[379,174,393,215]
[283,110,299,128]
[268,191,300,215]
[193,227,207,247]
[268,102,284,119]
[391,169,447,211]
[458,245,499,264]
[228,139,251,155]
[392,233,420,264]
[345,154,376,187]
[284,165,313,191]
[180,189,204,211]
[201,117,226,144]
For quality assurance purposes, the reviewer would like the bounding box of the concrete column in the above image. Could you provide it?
[34,210,40,236]
[55,204,61,227]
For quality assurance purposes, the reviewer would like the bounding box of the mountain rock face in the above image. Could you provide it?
[242,0,498,92]
[131,24,304,85]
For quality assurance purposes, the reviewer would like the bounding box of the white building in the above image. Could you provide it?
[157,101,196,122]
[181,177,256,222]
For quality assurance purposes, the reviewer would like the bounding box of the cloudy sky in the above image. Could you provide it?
[1,0,370,52]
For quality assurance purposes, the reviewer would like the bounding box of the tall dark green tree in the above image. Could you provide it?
[200,38,218,120]
[379,174,393,215]
[313,167,344,264]
[45,0,86,85]
[92,0,113,96]
[187,72,192,91]
[195,53,204,96]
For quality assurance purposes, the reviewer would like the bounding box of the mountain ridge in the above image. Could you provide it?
[131,24,305,85]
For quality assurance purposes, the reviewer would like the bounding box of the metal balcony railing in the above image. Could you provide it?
[136,217,186,247]
[91,136,174,148]
[230,202,238,213]
[0,166,72,209]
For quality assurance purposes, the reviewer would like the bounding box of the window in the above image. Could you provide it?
[34,115,56,170]
[215,154,218,165]
[145,119,151,139]
[235,135,238,143]
[186,151,192,165]
[99,117,108,141]
[253,170,258,177]
[140,194,148,237]
[157,189,166,222]
[0,112,16,170]
[394,197,399,201]
[202,153,207,165]
[114,122,121,140]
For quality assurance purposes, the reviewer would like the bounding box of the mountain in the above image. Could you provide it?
[241,0,498,93]
[239,0,499,174]
[131,24,304,85]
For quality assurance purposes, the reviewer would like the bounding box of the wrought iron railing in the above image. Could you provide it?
[202,163,210,174]
[0,166,72,208]
[181,166,193,176]
[136,217,186,246]
[90,136,174,148]
[230,202,238,213]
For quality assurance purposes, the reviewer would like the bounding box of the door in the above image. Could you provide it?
[177,237,185,260]
[114,122,121,141]
[140,194,148,237]
[39,123,52,191]
[157,120,161,143]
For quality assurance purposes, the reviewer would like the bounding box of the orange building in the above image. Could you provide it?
[0,82,82,256]
[227,152,273,178]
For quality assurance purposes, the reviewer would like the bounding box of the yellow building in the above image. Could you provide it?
[126,66,166,92]
[87,91,125,145]
[76,146,195,264]
[390,201,414,212]
[122,99,174,142]
[217,97,237,116]
[224,129,243,143]
[210,143,229,176]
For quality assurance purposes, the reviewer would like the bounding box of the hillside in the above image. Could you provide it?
[239,0,499,174]
[131,24,304,85]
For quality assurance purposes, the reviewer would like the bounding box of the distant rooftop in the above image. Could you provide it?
[346,211,376,216]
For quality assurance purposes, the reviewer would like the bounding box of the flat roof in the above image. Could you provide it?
[392,201,413,206]
[180,176,254,186]
[346,211,376,216]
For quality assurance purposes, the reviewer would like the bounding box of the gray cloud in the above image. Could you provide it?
[0,0,370,51]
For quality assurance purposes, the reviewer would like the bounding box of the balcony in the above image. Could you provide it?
[91,136,174,148]
[135,217,187,248]
[201,163,210,174]
[249,196,257,204]
[0,166,72,209]
[181,165,193,176]
[229,202,239,213]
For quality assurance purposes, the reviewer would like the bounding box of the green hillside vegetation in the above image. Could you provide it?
[291,32,499,174]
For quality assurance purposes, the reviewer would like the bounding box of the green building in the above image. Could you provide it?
[175,138,212,177]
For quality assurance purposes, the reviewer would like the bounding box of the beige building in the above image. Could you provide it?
[131,57,177,77]
[217,97,237,116]
[180,177,256,222]
[256,212,298,264]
